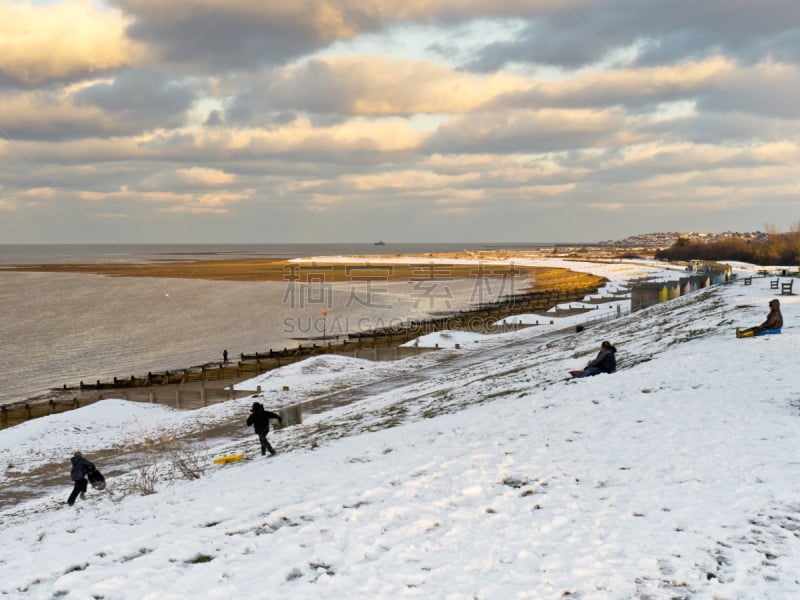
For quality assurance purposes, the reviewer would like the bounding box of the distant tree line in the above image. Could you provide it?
[655,227,800,266]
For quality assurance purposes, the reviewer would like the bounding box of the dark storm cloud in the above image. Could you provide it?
[205,110,224,126]
[109,0,389,71]
[222,60,352,126]
[0,70,197,142]
[465,0,800,71]
[125,14,316,70]
[74,69,196,125]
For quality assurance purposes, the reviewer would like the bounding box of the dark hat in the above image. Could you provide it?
[769,298,780,306]
[251,401,262,410]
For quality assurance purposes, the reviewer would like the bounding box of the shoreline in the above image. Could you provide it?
[2,259,611,425]
[1,248,652,417]
[0,247,655,282]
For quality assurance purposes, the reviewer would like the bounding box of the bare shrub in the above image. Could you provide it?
[158,428,208,481]
[114,423,209,498]
[116,426,162,497]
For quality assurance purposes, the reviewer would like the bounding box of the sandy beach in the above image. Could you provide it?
[0,246,641,283]
[0,255,544,282]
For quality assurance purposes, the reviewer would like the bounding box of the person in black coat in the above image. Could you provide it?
[247,402,282,456]
[67,451,96,506]
[571,341,617,378]
[736,299,783,337]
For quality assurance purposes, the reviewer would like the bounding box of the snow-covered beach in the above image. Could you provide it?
[2,257,798,599]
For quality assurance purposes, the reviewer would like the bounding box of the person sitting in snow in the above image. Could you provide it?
[736,298,783,338]
[67,451,96,506]
[570,341,617,378]
[247,402,282,456]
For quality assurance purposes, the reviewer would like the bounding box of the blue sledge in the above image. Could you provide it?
[755,328,782,337]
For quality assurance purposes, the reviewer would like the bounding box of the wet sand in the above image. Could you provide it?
[0,256,546,283]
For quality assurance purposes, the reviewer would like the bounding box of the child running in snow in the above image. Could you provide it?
[247,402,282,456]
[67,451,96,506]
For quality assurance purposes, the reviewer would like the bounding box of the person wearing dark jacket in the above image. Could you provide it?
[67,451,96,506]
[247,402,282,456]
[572,341,617,378]
[737,299,783,338]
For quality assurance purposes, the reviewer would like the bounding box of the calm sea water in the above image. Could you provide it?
[0,242,548,265]
[0,244,539,406]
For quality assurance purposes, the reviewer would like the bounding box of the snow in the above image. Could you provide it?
[2,258,800,599]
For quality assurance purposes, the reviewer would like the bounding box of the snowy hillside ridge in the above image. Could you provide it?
[2,272,800,598]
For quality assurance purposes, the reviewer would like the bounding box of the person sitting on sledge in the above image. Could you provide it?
[67,451,96,506]
[247,401,282,456]
[571,341,617,378]
[736,298,783,338]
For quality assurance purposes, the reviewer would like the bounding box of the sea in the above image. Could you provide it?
[0,243,549,406]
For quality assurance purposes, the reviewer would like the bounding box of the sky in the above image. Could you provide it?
[2,1,800,244]
[3,257,800,598]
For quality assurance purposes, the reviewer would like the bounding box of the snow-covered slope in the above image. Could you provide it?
[2,271,799,599]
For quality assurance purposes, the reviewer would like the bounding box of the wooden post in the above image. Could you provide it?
[1,406,7,427]
[294,404,302,425]
[200,384,207,406]
[175,389,182,408]
[149,391,155,403]
[49,399,55,415]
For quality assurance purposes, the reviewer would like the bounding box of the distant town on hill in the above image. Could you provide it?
[601,231,770,248]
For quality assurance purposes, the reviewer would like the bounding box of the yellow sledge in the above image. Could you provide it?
[213,454,244,464]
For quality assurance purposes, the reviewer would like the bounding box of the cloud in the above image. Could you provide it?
[341,169,480,193]
[426,108,631,154]
[175,166,236,186]
[464,0,800,70]
[77,187,251,214]
[74,69,196,122]
[0,72,196,142]
[225,56,530,123]
[108,0,586,71]
[109,0,399,70]
[493,57,800,122]
[0,0,143,87]
[3,0,800,242]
